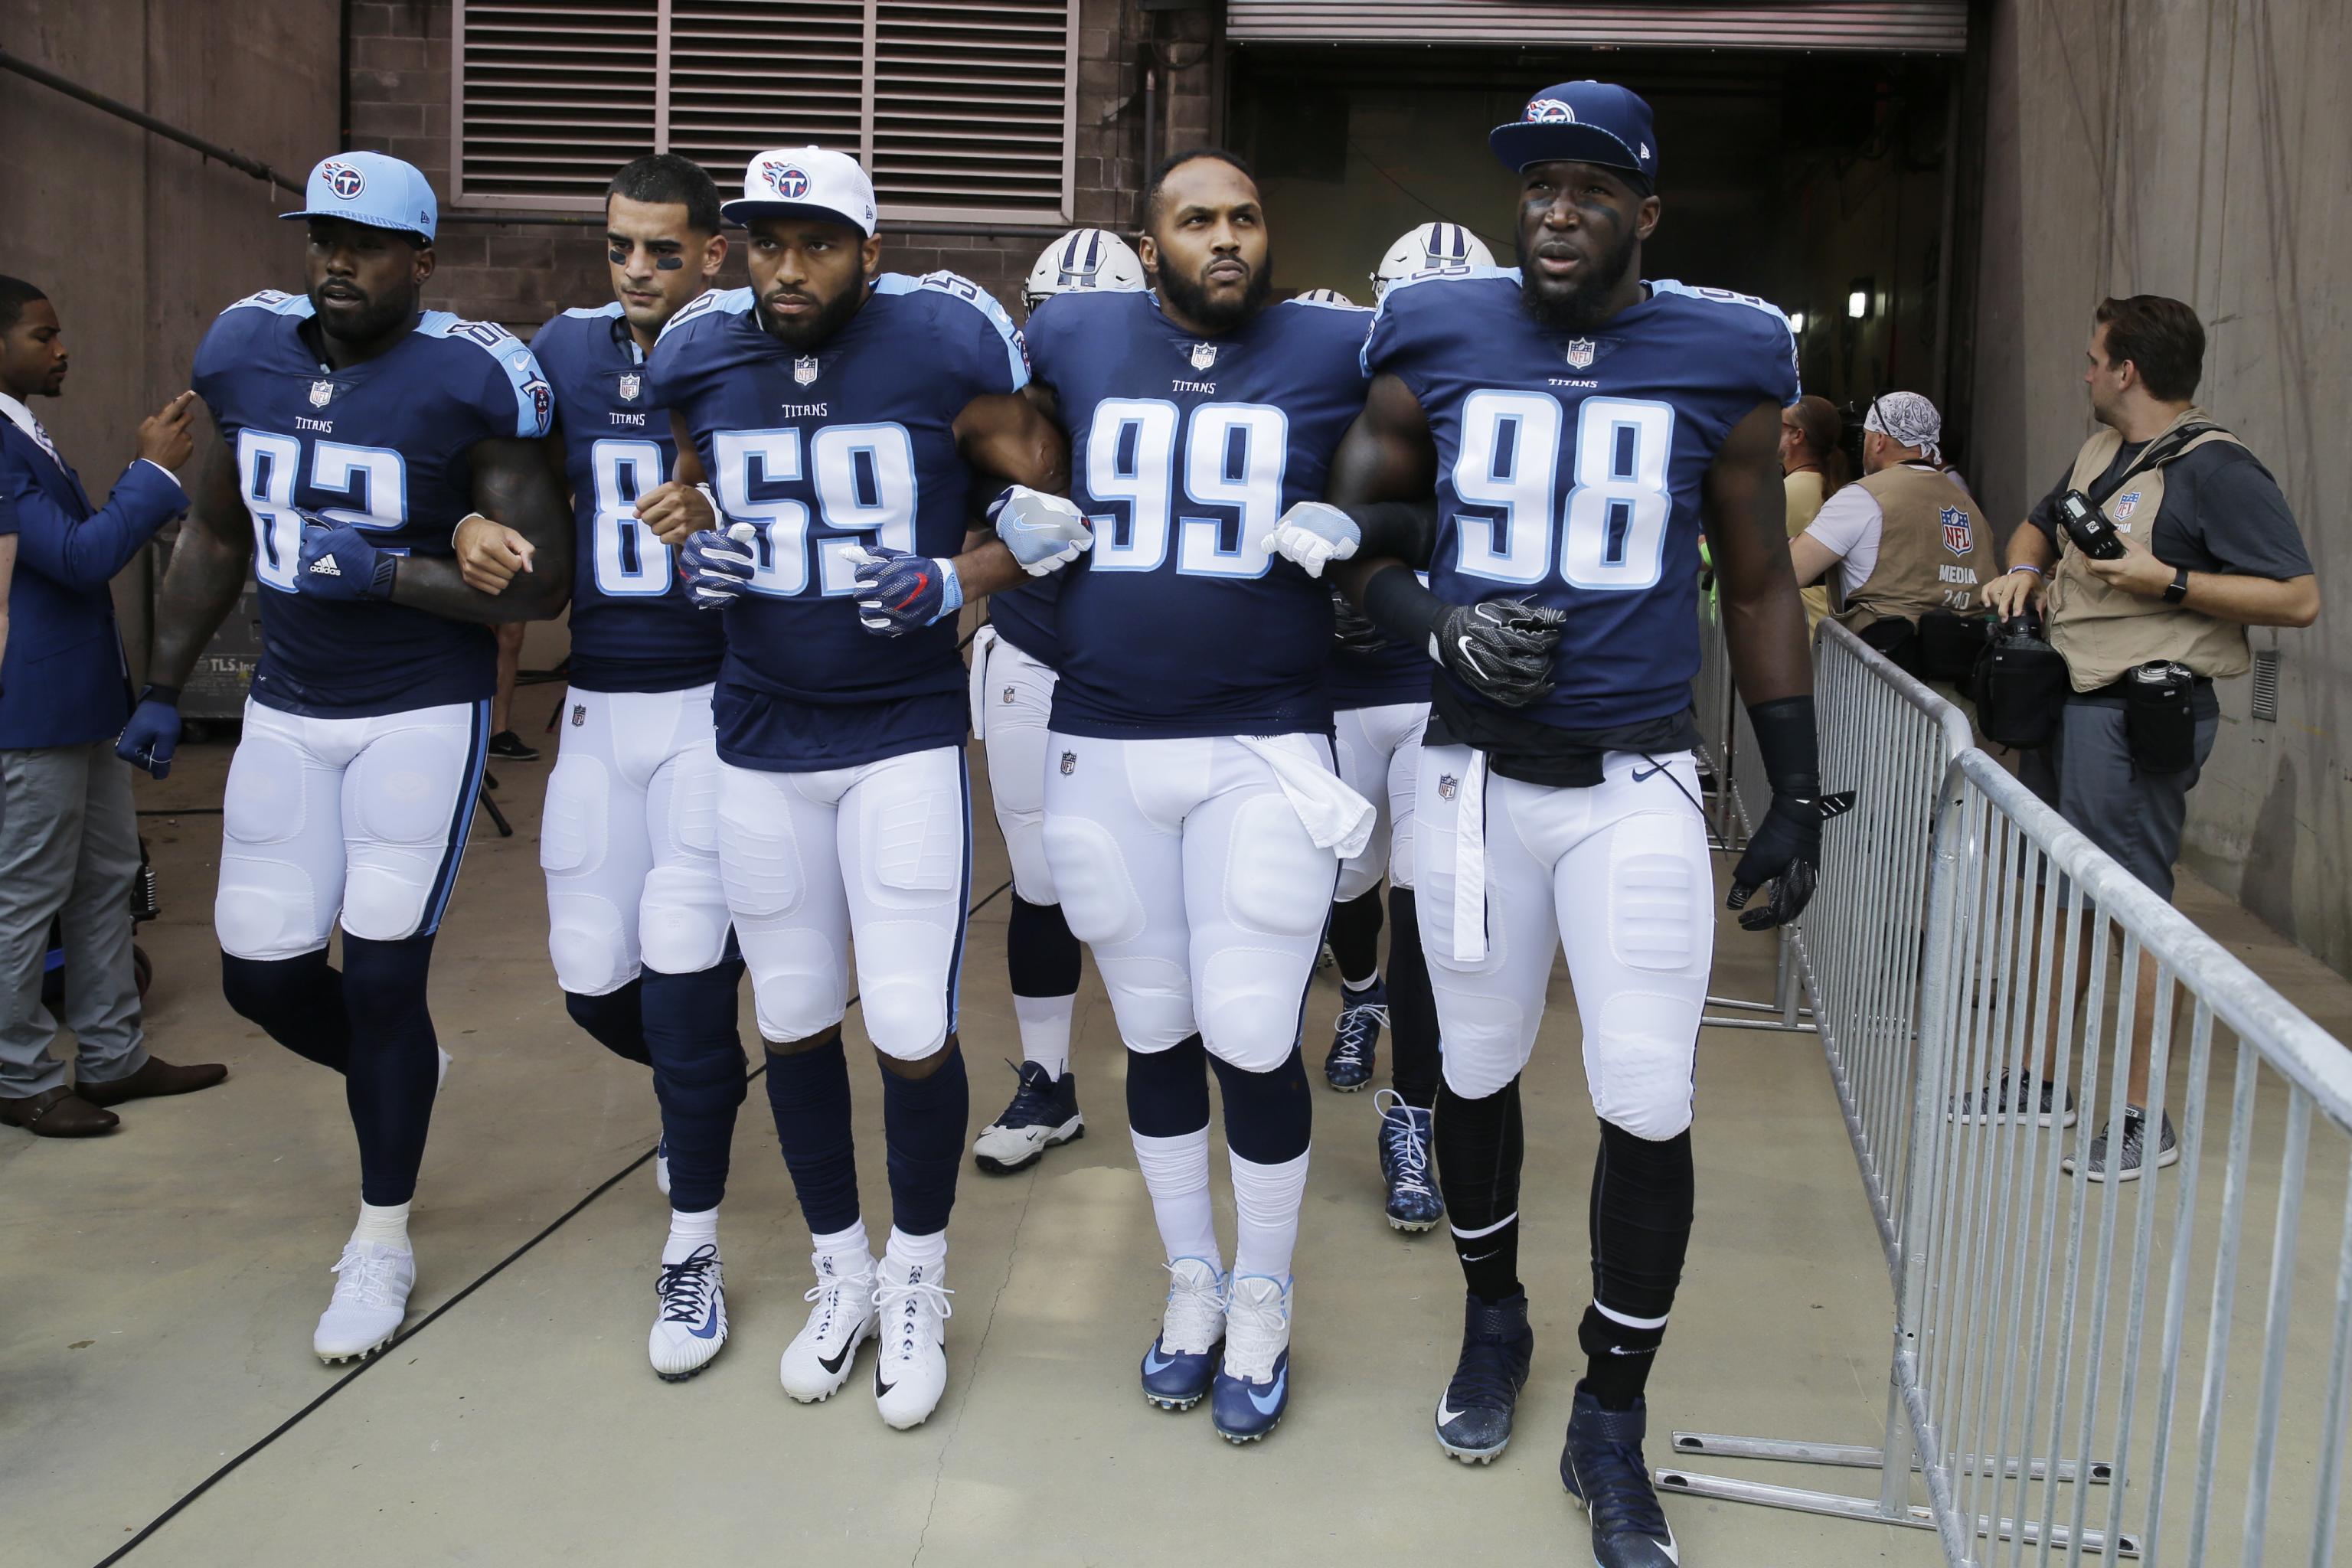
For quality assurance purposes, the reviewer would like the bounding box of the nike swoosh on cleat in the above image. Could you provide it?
[691,1297,723,1340]
[819,1338,858,1375]
[1436,1398,1469,1427]
[874,1370,896,1398]
[1246,1367,1286,1416]
[1143,1345,1177,1376]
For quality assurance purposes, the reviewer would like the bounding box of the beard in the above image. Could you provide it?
[757,259,867,350]
[309,282,416,346]
[1517,222,1640,335]
[1158,247,1275,333]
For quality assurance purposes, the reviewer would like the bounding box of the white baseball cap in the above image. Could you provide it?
[723,146,877,236]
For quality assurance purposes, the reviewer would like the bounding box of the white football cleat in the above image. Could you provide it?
[436,1047,451,1089]
[871,1253,954,1430]
[654,1135,671,1198]
[313,1241,416,1364]
[648,1243,727,1381]
[779,1249,877,1403]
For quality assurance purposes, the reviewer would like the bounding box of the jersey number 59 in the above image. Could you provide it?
[1452,392,1676,591]
[710,424,918,597]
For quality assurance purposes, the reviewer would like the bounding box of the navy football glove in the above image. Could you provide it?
[296,520,397,601]
[847,544,963,636]
[681,523,758,609]
[117,685,182,780]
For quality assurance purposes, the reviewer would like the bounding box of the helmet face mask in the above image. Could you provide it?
[1370,221,1496,302]
[1024,227,1147,313]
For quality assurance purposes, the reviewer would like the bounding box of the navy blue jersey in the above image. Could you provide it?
[1365,270,1798,732]
[191,289,553,717]
[532,303,725,694]
[647,272,1027,770]
[985,559,1063,668]
[1032,292,1373,739]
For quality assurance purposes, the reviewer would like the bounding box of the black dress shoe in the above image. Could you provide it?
[0,1086,119,1137]
[78,1056,227,1108]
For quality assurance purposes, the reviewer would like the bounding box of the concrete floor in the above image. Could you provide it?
[5,681,2343,1568]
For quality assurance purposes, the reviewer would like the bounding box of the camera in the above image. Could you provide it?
[2054,488,2128,560]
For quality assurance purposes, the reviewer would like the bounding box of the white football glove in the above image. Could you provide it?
[988,485,1094,577]
[1260,500,1361,579]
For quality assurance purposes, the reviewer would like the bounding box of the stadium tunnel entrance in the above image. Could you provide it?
[1223,40,1980,451]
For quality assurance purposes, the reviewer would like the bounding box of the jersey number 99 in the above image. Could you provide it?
[1084,399,1289,578]
[1452,392,1676,592]
[711,424,918,597]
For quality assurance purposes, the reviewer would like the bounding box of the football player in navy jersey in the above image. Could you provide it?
[962,227,1148,1181]
[650,147,1085,1431]
[124,152,571,1365]
[1266,83,1830,1566]
[452,153,745,1382]
[1030,149,1484,1445]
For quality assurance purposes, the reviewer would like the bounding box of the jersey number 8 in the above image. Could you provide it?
[588,439,671,596]
[711,424,919,597]
[1452,392,1676,591]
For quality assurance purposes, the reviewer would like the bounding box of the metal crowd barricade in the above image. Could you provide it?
[1664,747,2352,1564]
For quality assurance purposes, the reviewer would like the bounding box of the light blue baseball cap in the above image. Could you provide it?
[281,152,439,243]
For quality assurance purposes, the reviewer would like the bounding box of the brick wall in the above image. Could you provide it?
[346,0,1214,332]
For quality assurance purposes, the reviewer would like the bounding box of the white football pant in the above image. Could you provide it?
[968,626,1057,905]
[1332,699,1427,903]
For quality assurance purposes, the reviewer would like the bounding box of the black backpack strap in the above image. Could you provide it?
[2086,422,2223,508]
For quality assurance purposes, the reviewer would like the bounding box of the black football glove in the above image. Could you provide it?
[1330,586,1390,656]
[1432,597,1566,708]
[1726,789,1855,929]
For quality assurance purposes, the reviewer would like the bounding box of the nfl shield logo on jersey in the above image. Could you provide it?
[617,373,641,402]
[1060,750,1076,776]
[1565,338,1596,370]
[1189,342,1217,371]
[571,704,586,727]
[1941,507,1973,555]
[2113,491,2142,520]
[1001,686,1015,704]
[1437,774,1458,801]
[308,379,333,408]
[794,355,820,386]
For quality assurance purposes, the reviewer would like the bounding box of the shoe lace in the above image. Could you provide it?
[1375,1089,1435,1199]
[1446,1334,1523,1410]
[1330,1002,1385,1072]
[1576,1432,1672,1539]
[328,1246,406,1310]
[1223,1275,1289,1378]
[803,1256,875,1330]
[995,1059,1056,1129]
[655,1245,720,1323]
[874,1272,954,1357]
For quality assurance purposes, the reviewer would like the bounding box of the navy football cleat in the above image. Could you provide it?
[1375,1089,1443,1231]
[973,1060,1085,1174]
[1210,1274,1292,1442]
[1560,1385,1681,1566]
[1141,1256,1225,1411]
[1322,979,1386,1091]
[1434,1291,1534,1462]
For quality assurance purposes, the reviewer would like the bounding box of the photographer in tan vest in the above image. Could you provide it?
[1789,390,1994,675]
[1974,296,2318,1179]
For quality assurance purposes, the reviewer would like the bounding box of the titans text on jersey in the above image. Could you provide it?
[191,289,554,716]
[1364,269,1798,736]
[1030,289,1374,739]
[646,272,1029,770]
[532,302,725,694]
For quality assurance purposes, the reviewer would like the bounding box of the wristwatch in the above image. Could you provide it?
[2163,564,2191,604]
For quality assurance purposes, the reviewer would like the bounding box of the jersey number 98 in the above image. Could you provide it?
[1452,393,1676,591]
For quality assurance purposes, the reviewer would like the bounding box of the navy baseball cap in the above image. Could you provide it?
[281,152,438,242]
[1489,82,1659,185]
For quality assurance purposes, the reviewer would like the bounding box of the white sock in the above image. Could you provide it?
[886,1226,947,1276]
[1012,993,1076,1080]
[1342,972,1380,995]
[348,1200,411,1252]
[810,1219,871,1263]
[663,1206,719,1265]
[1230,1147,1309,1281]
[1131,1127,1221,1269]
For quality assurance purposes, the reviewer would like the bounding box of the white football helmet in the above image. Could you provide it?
[1371,222,1496,301]
[1024,228,1146,312]
[1294,287,1357,306]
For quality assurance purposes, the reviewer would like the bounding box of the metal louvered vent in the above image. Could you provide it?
[2251,648,2281,721]
[455,0,1077,222]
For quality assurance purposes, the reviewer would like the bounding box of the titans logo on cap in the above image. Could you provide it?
[764,162,811,200]
[1524,98,1576,124]
[322,161,368,199]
